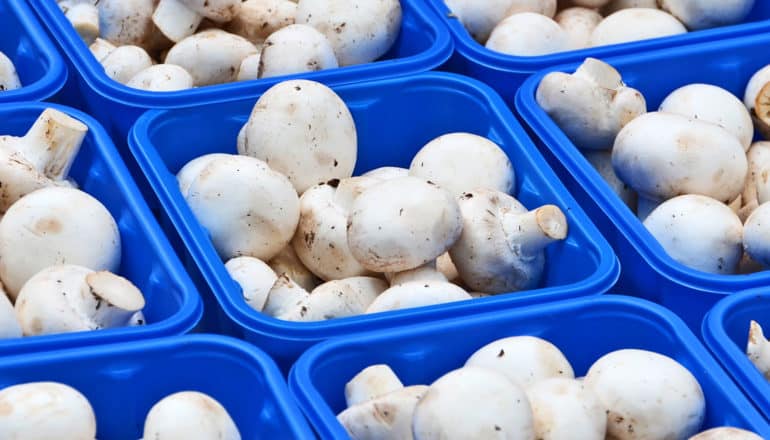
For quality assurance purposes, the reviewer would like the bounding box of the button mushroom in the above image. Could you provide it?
[743,202,770,268]
[236,53,262,82]
[689,428,764,440]
[449,189,568,294]
[526,378,606,440]
[555,7,603,50]
[258,24,339,79]
[582,150,638,211]
[152,0,241,43]
[176,152,232,198]
[267,245,320,292]
[365,272,472,314]
[345,364,404,407]
[88,38,117,61]
[125,64,194,91]
[443,0,556,43]
[747,320,770,380]
[583,349,706,440]
[142,391,241,440]
[164,30,259,86]
[99,45,153,84]
[0,51,22,92]
[486,13,570,56]
[64,2,99,45]
[659,0,755,30]
[240,80,357,194]
[226,0,297,45]
[224,256,277,312]
[590,8,687,47]
[339,385,428,440]
[0,382,97,440]
[98,0,155,48]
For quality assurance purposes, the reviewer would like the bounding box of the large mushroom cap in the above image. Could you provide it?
[143,391,241,440]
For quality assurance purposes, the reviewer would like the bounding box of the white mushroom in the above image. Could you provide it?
[659,83,753,151]
[126,64,194,92]
[142,391,241,440]
[176,153,232,198]
[643,195,743,274]
[164,30,259,86]
[345,364,404,407]
[0,382,97,440]
[261,274,308,318]
[536,57,647,150]
[443,0,556,43]
[295,0,402,66]
[750,76,770,140]
[582,150,637,211]
[590,8,687,47]
[227,0,297,45]
[236,53,262,82]
[555,7,603,50]
[659,0,755,30]
[689,428,764,440]
[88,38,116,61]
[747,320,770,380]
[365,278,471,314]
[267,245,320,292]
[744,64,770,111]
[15,265,145,336]
[225,256,277,312]
[258,24,338,79]
[0,108,88,213]
[584,349,705,440]
[281,277,387,321]
[412,367,535,439]
[64,3,99,45]
[348,176,463,273]
[486,13,570,56]
[183,155,299,261]
[152,0,241,43]
[408,133,515,197]
[362,167,409,181]
[464,336,575,388]
[0,187,121,298]
[449,189,568,294]
[602,0,659,14]
[100,45,153,84]
[505,0,557,18]
[98,0,155,48]
[240,80,357,194]
[0,282,21,338]
[339,386,428,440]
[526,378,606,440]
[743,202,770,268]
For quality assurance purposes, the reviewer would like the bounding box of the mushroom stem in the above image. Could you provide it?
[748,320,770,380]
[65,3,99,45]
[21,109,88,180]
[388,262,447,286]
[152,0,203,42]
[501,205,568,257]
[345,364,404,407]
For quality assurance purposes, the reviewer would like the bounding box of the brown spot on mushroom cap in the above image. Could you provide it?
[34,218,62,234]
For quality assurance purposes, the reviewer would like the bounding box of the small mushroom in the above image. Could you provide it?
[348,176,463,273]
[126,64,194,92]
[584,349,705,440]
[555,7,603,50]
[464,336,575,388]
[486,13,570,56]
[98,0,155,48]
[345,364,404,407]
[88,38,117,61]
[183,154,299,261]
[152,0,241,43]
[743,202,770,268]
[590,8,687,47]
[408,132,515,197]
[339,386,428,440]
[412,367,535,439]
[0,382,97,440]
[176,153,232,198]
[15,265,145,336]
[64,3,99,45]
[582,150,637,211]
[164,30,259,86]
[689,428,764,440]
[0,187,121,298]
[536,57,647,150]
[267,245,320,292]
[449,189,568,294]
[100,45,153,84]
[643,195,743,274]
[443,0,556,43]
[261,274,308,318]
[0,282,21,338]
[747,320,770,380]
[240,80,357,194]
[366,268,471,314]
[142,391,241,440]
[258,24,339,79]
[526,378,606,440]
[602,0,659,14]
[659,0,754,30]
[236,53,262,82]
[227,0,297,45]
[224,256,277,312]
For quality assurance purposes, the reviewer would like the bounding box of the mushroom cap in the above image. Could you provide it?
[295,0,402,66]
[126,64,194,92]
[412,367,535,439]
[744,64,770,110]
[183,0,241,22]
[504,0,557,18]
[0,382,97,440]
[98,0,155,47]
[89,38,117,62]
[184,155,299,261]
[100,45,153,85]
[362,166,409,181]
[225,256,277,312]
[554,7,604,50]
[165,30,259,86]
[262,274,308,318]
[285,276,387,321]
[365,281,471,314]
[612,112,747,203]
[743,202,770,267]
[177,153,233,198]
[643,194,743,274]
[227,0,297,45]
[590,8,687,47]
[345,364,404,407]
[584,349,705,440]
[659,0,755,30]
[0,187,121,299]
[236,53,262,82]
[348,176,463,273]
[267,245,320,292]
[747,320,770,379]
[339,385,427,440]
[409,132,515,197]
[689,428,764,440]
[443,0,545,43]
[742,142,770,214]
[464,336,575,389]
[659,83,753,151]
[241,79,357,194]
[526,378,606,440]
[258,24,338,79]
[486,13,570,56]
[0,51,22,91]
[143,391,241,440]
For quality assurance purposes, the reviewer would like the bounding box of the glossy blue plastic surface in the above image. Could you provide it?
[515,33,770,334]
[0,1,66,102]
[703,289,770,422]
[0,334,314,439]
[428,0,770,104]
[129,72,619,370]
[290,295,770,439]
[0,102,202,354]
[28,0,453,143]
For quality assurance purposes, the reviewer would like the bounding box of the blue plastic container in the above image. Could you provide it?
[128,72,619,370]
[428,0,770,104]
[0,334,314,439]
[515,32,770,334]
[0,1,66,102]
[703,289,770,422]
[28,0,453,144]
[0,102,202,354]
[290,295,770,439]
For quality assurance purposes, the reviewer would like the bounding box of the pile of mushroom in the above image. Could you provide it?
[0,381,240,439]
[0,51,21,92]
[444,0,754,56]
[57,0,403,91]
[0,108,145,339]
[537,57,770,276]
[179,79,568,322]
[337,335,761,439]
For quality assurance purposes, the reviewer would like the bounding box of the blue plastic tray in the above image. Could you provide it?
[0,102,202,354]
[0,334,314,439]
[290,295,770,439]
[703,289,770,422]
[428,0,770,104]
[128,72,619,370]
[28,0,453,144]
[0,1,66,102]
[515,32,770,334]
